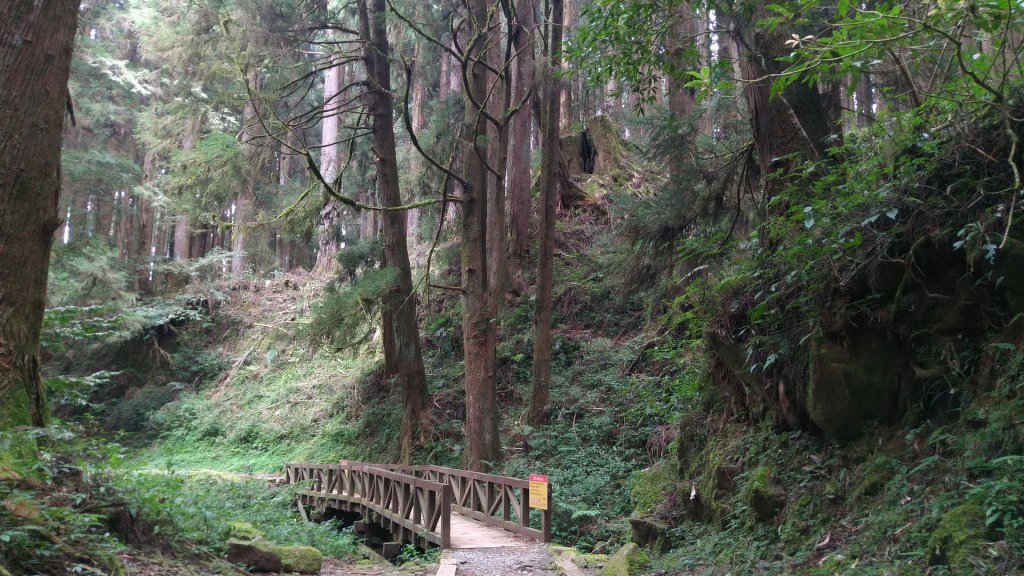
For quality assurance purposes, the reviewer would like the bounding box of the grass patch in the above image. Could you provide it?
[113,470,358,557]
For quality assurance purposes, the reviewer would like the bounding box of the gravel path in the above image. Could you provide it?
[444,544,562,576]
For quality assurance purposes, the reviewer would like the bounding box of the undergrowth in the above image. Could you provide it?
[113,470,358,557]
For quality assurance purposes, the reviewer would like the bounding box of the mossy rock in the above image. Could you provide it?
[628,515,670,553]
[852,455,897,499]
[225,520,265,541]
[278,544,323,574]
[227,537,282,572]
[927,502,989,572]
[631,460,676,514]
[598,543,650,576]
[743,466,786,523]
[807,328,902,442]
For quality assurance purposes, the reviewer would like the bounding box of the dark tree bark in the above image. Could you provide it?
[461,0,502,472]
[666,3,700,122]
[358,0,430,463]
[728,7,833,208]
[507,0,536,270]
[528,0,563,426]
[0,0,79,429]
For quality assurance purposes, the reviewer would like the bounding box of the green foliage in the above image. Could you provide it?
[105,383,182,433]
[0,426,130,576]
[63,149,143,193]
[306,268,397,352]
[335,237,383,281]
[162,132,245,215]
[113,471,357,557]
[395,543,440,565]
[48,240,135,308]
[569,0,695,104]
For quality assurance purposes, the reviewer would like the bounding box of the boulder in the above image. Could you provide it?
[279,545,323,574]
[630,461,676,515]
[598,543,650,576]
[628,515,670,553]
[226,537,281,572]
[807,328,902,442]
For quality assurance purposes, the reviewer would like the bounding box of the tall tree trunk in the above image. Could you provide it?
[508,0,536,276]
[728,7,832,208]
[172,128,197,264]
[68,188,89,245]
[529,0,563,426]
[173,217,190,261]
[117,192,134,259]
[234,77,265,278]
[855,72,875,126]
[486,8,511,298]
[559,0,574,129]
[315,57,345,273]
[461,0,502,472]
[667,4,700,122]
[0,0,78,429]
[277,128,298,270]
[359,0,430,463]
[95,192,115,242]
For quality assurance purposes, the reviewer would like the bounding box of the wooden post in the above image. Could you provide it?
[542,483,552,542]
[499,483,507,520]
[520,486,530,529]
[441,485,452,548]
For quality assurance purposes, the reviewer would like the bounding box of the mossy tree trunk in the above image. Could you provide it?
[0,0,79,429]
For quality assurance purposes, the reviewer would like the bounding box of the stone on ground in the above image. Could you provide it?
[227,537,282,572]
[598,543,650,576]
[279,544,324,574]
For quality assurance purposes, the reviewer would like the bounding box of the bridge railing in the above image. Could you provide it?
[375,464,552,543]
[284,462,452,548]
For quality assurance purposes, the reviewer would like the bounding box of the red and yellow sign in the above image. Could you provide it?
[529,474,548,510]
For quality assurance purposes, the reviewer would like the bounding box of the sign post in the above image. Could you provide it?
[529,474,549,510]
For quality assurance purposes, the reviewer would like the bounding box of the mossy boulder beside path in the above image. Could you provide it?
[598,543,650,576]
[225,521,323,574]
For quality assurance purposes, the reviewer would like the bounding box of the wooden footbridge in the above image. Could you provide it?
[283,461,552,550]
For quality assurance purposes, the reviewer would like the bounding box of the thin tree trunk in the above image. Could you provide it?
[0,0,78,429]
[529,0,563,426]
[68,188,89,245]
[95,192,115,242]
[359,0,430,463]
[559,0,574,129]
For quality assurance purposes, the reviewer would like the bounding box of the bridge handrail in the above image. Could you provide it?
[365,463,552,543]
[283,462,452,548]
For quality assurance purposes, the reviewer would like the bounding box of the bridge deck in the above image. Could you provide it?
[448,512,524,549]
[284,462,551,550]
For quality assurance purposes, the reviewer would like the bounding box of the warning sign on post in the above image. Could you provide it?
[529,474,549,510]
